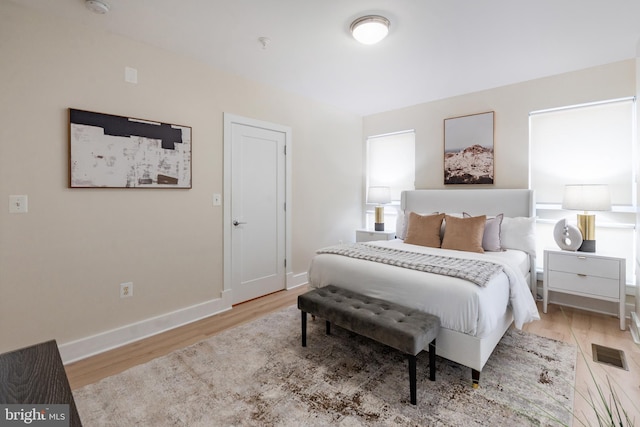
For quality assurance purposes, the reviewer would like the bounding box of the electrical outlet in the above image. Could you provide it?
[120,282,133,298]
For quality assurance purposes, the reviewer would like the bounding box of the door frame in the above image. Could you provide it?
[223,113,292,297]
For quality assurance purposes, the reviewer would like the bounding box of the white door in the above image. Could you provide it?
[228,119,286,304]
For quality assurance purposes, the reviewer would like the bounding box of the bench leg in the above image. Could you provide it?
[325,320,331,335]
[429,339,436,381]
[408,354,417,405]
[301,311,307,347]
[472,369,480,389]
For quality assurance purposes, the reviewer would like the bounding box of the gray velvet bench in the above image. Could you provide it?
[298,285,440,405]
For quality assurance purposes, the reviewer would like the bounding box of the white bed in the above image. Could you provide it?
[307,189,540,385]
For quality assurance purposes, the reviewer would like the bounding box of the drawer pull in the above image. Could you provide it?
[577,256,587,260]
[577,273,587,277]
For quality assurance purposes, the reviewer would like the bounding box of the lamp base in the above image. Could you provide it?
[374,206,385,231]
[578,239,595,252]
[577,213,595,240]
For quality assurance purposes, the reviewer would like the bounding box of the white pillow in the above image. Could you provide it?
[501,216,536,256]
[396,210,408,240]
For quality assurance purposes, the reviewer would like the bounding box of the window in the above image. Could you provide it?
[365,130,416,230]
[530,98,635,205]
[529,97,636,284]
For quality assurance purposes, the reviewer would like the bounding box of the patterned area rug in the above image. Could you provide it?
[74,305,576,426]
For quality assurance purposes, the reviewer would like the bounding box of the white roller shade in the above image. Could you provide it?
[366,131,415,202]
[530,98,635,205]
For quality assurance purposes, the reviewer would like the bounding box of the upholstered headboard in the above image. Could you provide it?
[400,189,537,294]
[401,189,534,218]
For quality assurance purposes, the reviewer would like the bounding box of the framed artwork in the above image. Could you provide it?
[69,109,192,188]
[443,111,494,185]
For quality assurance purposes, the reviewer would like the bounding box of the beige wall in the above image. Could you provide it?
[2,1,637,357]
[0,2,362,353]
[363,60,635,190]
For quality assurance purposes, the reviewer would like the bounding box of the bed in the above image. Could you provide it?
[307,189,540,385]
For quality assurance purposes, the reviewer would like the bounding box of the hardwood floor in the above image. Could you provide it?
[65,285,309,390]
[523,302,640,426]
[66,286,640,426]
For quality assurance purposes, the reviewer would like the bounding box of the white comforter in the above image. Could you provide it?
[307,240,540,338]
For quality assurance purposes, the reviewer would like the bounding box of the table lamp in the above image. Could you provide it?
[367,186,391,231]
[562,184,611,252]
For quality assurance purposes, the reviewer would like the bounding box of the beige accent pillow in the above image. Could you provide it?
[463,212,504,252]
[404,212,445,247]
[441,214,486,253]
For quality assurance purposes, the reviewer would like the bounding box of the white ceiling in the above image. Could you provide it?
[11,0,640,116]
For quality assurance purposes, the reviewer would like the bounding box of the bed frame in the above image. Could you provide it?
[401,189,535,386]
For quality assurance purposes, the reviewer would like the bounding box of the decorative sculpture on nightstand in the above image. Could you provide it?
[553,218,583,251]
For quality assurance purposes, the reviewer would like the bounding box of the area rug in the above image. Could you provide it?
[74,305,576,426]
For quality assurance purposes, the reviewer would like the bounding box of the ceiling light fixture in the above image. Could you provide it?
[85,0,110,14]
[350,15,390,45]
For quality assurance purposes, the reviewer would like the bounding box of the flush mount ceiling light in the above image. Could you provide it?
[350,15,390,45]
[85,0,110,14]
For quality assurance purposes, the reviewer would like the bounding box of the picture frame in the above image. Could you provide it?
[69,109,192,188]
[443,111,494,185]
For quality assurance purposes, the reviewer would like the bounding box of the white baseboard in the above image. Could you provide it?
[287,271,308,290]
[59,290,233,364]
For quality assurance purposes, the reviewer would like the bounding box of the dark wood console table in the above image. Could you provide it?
[0,340,82,426]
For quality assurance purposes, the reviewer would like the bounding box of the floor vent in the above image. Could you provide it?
[592,344,628,371]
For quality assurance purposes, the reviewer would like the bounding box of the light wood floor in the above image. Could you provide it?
[523,301,640,426]
[65,285,310,390]
[66,285,640,426]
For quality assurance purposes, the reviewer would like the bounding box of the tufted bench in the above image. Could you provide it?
[297,285,440,405]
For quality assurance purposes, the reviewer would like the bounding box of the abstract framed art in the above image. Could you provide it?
[69,109,192,188]
[443,111,494,185]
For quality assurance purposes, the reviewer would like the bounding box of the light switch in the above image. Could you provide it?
[9,195,28,213]
[213,194,222,206]
[125,66,138,84]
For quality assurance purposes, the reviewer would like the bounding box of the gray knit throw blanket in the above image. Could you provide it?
[317,243,503,287]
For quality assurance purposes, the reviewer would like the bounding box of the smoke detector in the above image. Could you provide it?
[258,37,271,50]
[85,0,110,14]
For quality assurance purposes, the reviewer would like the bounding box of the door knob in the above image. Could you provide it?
[233,220,247,226]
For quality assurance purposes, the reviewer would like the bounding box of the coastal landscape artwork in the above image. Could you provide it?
[444,111,494,185]
[69,109,191,188]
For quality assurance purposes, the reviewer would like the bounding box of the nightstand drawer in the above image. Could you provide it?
[547,253,620,280]
[547,271,620,299]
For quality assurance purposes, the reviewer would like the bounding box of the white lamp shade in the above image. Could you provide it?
[367,186,391,204]
[562,184,611,212]
[350,16,390,45]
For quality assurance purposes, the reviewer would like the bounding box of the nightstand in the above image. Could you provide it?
[355,229,396,242]
[543,249,626,330]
